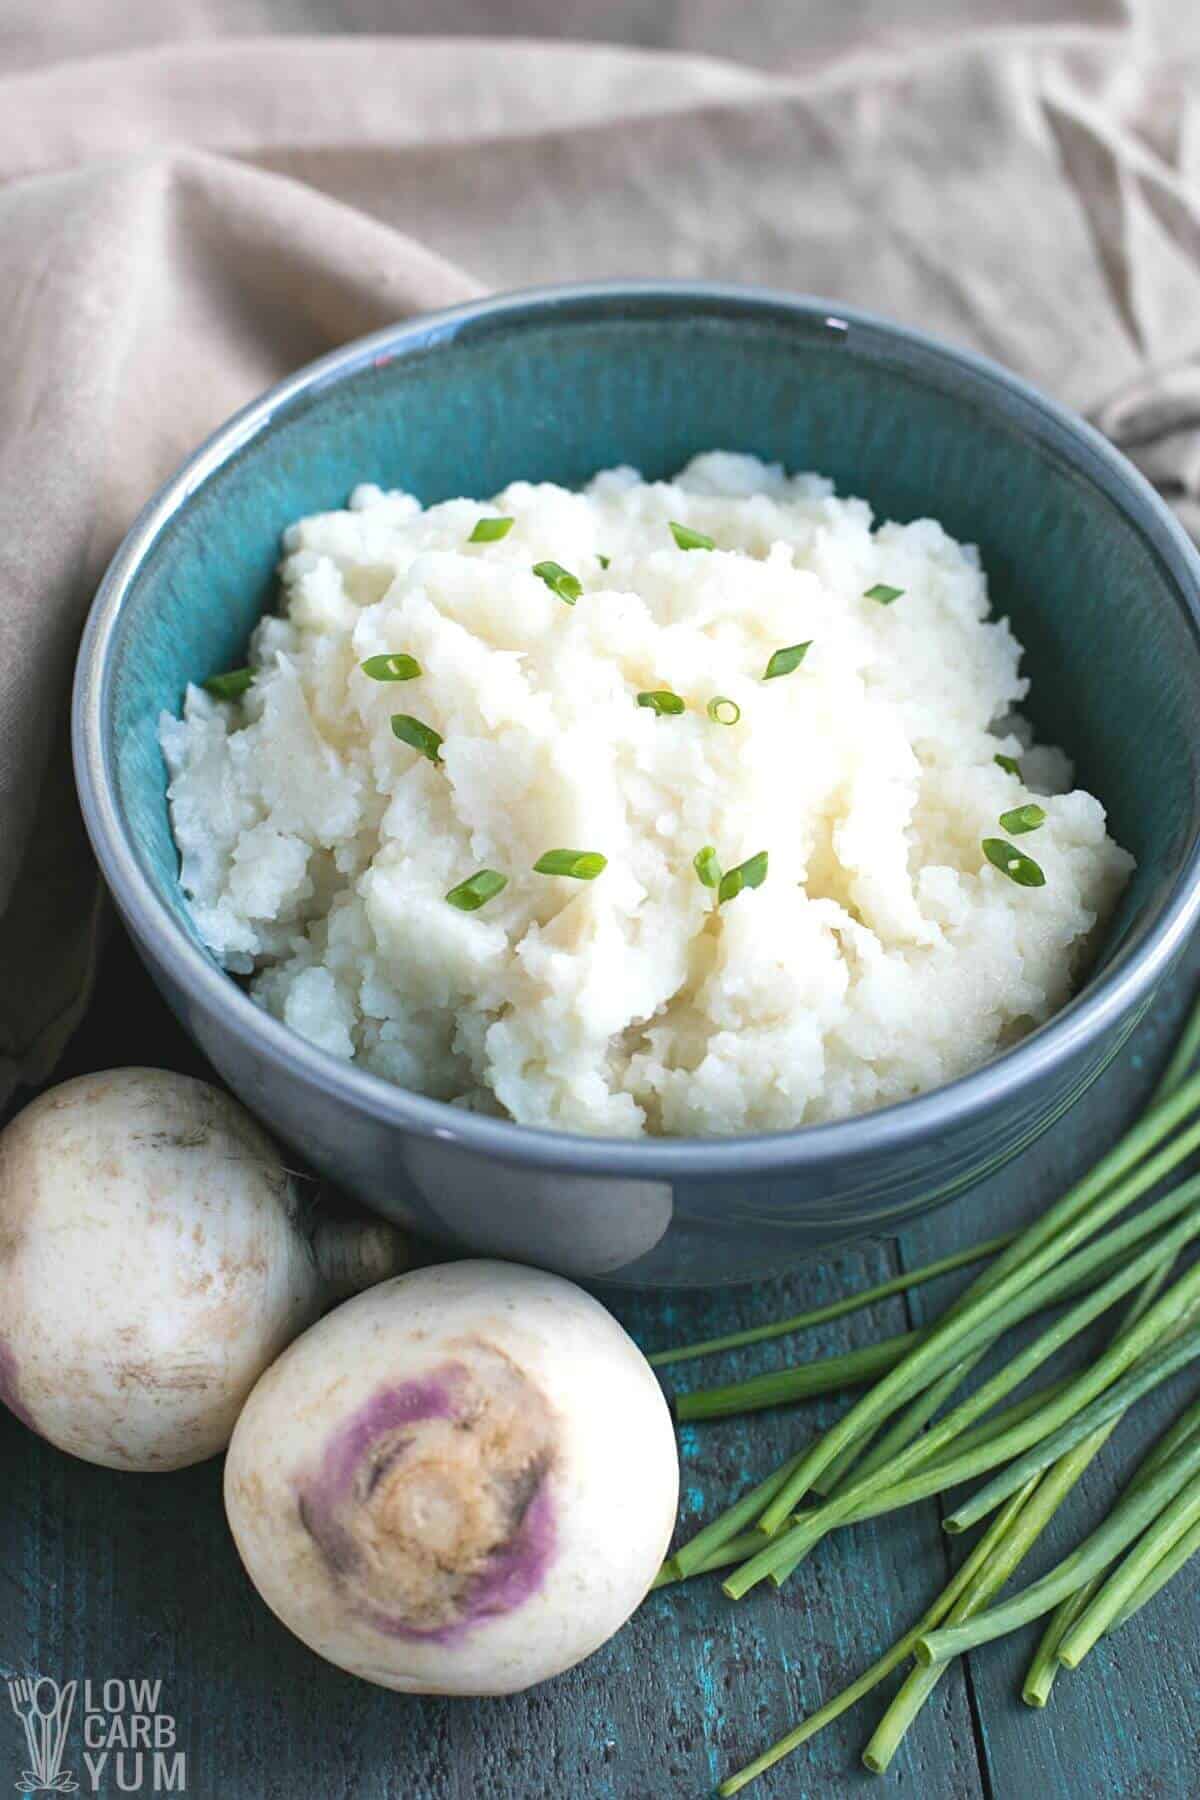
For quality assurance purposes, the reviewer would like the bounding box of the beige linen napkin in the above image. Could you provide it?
[1,3,1198,1103]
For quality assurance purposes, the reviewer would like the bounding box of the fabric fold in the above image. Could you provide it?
[0,6,1198,1102]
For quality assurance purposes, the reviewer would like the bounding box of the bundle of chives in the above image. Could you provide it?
[672,992,1200,1791]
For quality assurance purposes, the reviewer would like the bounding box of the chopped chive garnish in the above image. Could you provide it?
[670,521,716,552]
[982,837,1046,887]
[204,667,253,700]
[718,850,769,906]
[707,696,741,726]
[360,653,422,682]
[390,713,443,763]
[999,803,1046,835]
[445,869,508,911]
[533,849,607,880]
[763,643,812,681]
[637,689,686,716]
[532,560,583,605]
[597,553,611,569]
[469,516,514,543]
[994,753,1022,776]
[865,582,905,604]
[694,846,722,890]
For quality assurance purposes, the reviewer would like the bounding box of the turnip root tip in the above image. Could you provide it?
[297,1348,559,1641]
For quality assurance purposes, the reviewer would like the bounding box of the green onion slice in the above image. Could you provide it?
[532,560,583,605]
[533,849,607,880]
[994,753,1021,775]
[864,582,905,604]
[718,850,769,905]
[707,696,741,726]
[445,869,508,911]
[763,643,812,681]
[669,521,715,552]
[203,668,253,700]
[694,846,722,890]
[637,689,686,716]
[469,516,514,543]
[999,803,1047,836]
[597,553,611,570]
[982,838,1046,888]
[360,653,422,682]
[390,713,443,763]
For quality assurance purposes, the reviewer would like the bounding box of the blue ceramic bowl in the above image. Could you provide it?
[73,282,1200,1287]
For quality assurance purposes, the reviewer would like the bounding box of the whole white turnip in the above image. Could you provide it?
[0,1067,405,1471]
[224,1260,679,1694]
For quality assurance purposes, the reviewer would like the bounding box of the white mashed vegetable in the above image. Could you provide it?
[160,454,1133,1138]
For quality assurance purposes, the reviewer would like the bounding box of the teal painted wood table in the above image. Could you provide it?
[4,923,1200,1799]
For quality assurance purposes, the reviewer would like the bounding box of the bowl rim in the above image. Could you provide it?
[72,278,1200,1178]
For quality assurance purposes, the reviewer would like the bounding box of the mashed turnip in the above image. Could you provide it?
[160,454,1132,1137]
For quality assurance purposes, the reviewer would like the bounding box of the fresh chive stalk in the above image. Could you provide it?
[943,1305,1200,1533]
[674,1333,919,1422]
[751,1065,1200,1537]
[716,1482,1032,1797]
[1109,1512,1200,1631]
[915,1427,1200,1665]
[864,1453,1090,1773]
[1056,1475,1200,1669]
[731,1190,1200,1592]
[666,1111,1200,1586]
[648,1234,1013,1369]
[994,752,1021,775]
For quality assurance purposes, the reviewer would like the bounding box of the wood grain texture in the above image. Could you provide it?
[1,921,1199,1799]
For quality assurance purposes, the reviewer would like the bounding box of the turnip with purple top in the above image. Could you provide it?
[224,1260,679,1693]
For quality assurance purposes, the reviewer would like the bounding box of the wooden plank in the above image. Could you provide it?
[0,1229,984,1797]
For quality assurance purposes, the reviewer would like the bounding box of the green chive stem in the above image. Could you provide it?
[648,1234,1013,1369]
[943,1314,1200,1535]
[674,1333,918,1423]
[732,1209,1200,1594]
[1057,1476,1200,1668]
[716,1483,1031,1797]
[864,1455,1088,1774]
[650,1528,776,1591]
[915,1423,1200,1665]
[1109,1511,1200,1632]
[669,1453,810,1579]
[753,1068,1200,1535]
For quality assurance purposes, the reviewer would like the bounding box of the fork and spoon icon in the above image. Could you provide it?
[6,1677,78,1793]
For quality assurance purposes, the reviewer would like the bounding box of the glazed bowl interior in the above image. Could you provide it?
[77,284,1200,1285]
